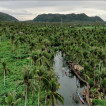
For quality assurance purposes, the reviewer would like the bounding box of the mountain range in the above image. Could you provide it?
[33,13,104,22]
[0,12,104,23]
[0,12,18,22]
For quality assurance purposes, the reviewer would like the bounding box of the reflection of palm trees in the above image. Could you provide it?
[80,83,85,88]
[72,93,79,104]
[69,72,74,78]
[61,68,65,77]
[76,79,80,88]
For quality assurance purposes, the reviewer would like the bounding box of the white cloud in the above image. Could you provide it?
[0,1,106,21]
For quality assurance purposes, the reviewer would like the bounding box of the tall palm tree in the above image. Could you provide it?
[10,34,15,51]
[31,50,40,65]
[44,69,56,106]
[18,35,25,59]
[14,38,19,61]
[17,65,35,106]
[0,30,2,45]
[23,66,35,106]
[48,78,64,106]
[35,65,49,106]
[1,61,10,86]
[2,61,6,86]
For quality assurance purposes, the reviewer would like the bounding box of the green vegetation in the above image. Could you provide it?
[92,99,106,106]
[0,22,106,105]
[33,13,104,22]
[0,12,18,22]
[0,12,104,23]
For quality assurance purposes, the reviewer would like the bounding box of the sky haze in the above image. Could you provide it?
[0,0,106,21]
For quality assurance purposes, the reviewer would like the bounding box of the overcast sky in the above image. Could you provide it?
[0,0,106,21]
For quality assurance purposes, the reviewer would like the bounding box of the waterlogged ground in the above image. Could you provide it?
[54,52,87,106]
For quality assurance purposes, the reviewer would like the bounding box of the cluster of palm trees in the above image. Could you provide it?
[0,22,64,105]
[58,26,106,100]
[0,22,105,105]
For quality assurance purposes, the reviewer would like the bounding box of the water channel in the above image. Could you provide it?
[54,52,87,106]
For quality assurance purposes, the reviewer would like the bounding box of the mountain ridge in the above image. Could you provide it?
[33,13,104,22]
[0,12,104,22]
[0,12,18,22]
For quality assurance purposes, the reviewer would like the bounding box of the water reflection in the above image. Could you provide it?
[54,52,87,106]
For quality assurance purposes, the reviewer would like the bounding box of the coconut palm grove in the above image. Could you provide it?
[0,21,106,106]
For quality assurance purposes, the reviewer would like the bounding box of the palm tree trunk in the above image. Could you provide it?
[17,49,18,61]
[12,43,14,52]
[19,44,21,60]
[20,48,21,60]
[81,47,83,57]
[94,67,96,87]
[31,59,32,66]
[25,86,27,106]
[4,69,5,86]
[38,78,41,106]
[52,96,54,106]
[99,63,101,88]
[38,90,40,106]
[38,87,40,106]
[0,36,1,45]
[44,92,48,106]
[76,53,79,64]
[44,96,47,106]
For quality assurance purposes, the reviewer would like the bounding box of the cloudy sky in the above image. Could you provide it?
[0,0,106,21]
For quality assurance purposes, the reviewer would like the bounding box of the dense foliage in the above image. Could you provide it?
[0,22,106,105]
[0,12,18,22]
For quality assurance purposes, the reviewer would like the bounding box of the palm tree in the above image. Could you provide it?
[0,30,2,45]
[36,51,50,66]
[29,41,35,53]
[35,65,49,106]
[5,91,21,105]
[42,39,51,47]
[17,65,35,106]
[10,34,15,51]
[1,61,10,86]
[18,35,25,59]
[44,69,56,106]
[23,66,35,106]
[2,61,6,86]
[14,38,19,61]
[48,78,64,106]
[31,50,40,65]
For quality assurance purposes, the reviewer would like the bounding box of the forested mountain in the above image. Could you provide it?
[33,13,104,22]
[0,12,104,23]
[0,12,18,22]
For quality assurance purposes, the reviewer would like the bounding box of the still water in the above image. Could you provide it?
[54,52,87,106]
